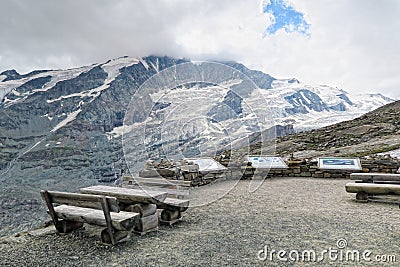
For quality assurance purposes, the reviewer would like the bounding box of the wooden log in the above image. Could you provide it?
[125,204,157,217]
[161,209,181,221]
[134,213,159,232]
[100,229,128,244]
[370,181,400,185]
[123,185,190,199]
[157,198,189,212]
[53,205,139,231]
[346,182,400,195]
[80,185,167,204]
[45,191,120,212]
[55,220,84,233]
[350,173,400,182]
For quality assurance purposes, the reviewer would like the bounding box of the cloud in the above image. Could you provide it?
[0,0,399,99]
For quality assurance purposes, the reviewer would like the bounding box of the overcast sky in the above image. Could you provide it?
[1,0,399,98]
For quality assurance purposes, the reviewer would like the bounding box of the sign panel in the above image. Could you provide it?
[186,158,227,173]
[246,156,288,169]
[318,157,362,170]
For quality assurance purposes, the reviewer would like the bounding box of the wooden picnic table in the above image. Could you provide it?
[80,185,167,205]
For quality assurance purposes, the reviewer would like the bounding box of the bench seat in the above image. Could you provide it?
[54,205,138,231]
[157,198,189,212]
[346,182,400,195]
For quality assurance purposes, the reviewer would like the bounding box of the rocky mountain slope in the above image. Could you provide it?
[0,55,392,184]
[0,55,395,236]
[247,100,400,160]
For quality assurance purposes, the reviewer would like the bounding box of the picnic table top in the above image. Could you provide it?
[80,185,167,204]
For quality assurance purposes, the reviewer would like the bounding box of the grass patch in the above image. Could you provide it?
[344,143,400,157]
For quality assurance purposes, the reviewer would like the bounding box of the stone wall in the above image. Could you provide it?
[221,157,400,180]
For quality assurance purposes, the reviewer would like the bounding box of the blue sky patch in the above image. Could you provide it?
[263,0,310,36]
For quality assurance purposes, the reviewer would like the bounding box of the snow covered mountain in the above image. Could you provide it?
[0,56,394,183]
[1,55,396,238]
[259,78,393,130]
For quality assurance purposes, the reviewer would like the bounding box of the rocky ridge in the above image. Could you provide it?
[246,100,400,160]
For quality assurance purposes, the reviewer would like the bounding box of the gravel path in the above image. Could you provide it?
[1,178,400,266]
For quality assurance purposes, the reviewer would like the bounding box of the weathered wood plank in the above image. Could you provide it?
[346,182,400,195]
[350,173,400,182]
[80,185,167,204]
[124,185,190,198]
[53,205,139,231]
[46,191,120,212]
[132,177,191,187]
[157,198,189,212]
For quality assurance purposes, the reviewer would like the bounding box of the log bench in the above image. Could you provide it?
[346,173,400,201]
[40,190,139,245]
[148,188,190,226]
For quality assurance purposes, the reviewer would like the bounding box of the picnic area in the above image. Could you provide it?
[1,178,400,266]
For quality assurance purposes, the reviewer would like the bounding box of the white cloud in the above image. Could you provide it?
[0,0,399,98]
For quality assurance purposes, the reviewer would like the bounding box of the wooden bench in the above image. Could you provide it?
[143,187,189,226]
[346,182,400,201]
[346,173,400,201]
[40,190,139,245]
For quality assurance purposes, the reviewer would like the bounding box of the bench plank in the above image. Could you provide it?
[124,185,190,198]
[345,182,400,195]
[80,185,167,204]
[350,173,400,182]
[157,198,189,212]
[54,205,139,231]
[46,191,120,212]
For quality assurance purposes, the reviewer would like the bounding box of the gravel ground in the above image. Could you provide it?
[1,178,400,266]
